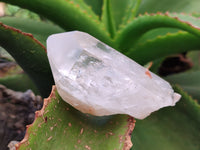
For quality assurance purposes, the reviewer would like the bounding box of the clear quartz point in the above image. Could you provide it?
[47,31,181,119]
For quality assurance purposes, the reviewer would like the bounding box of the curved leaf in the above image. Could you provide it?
[170,13,200,28]
[187,51,200,71]
[83,0,103,17]
[0,23,53,97]
[115,0,141,29]
[166,71,200,102]
[115,13,200,51]
[2,0,113,46]
[0,73,39,94]
[132,28,180,43]
[17,86,135,150]
[127,31,200,64]
[5,4,41,20]
[0,58,21,77]
[0,58,38,92]
[137,0,200,14]
[106,0,141,30]
[101,0,116,38]
[101,0,142,37]
[132,85,200,150]
[192,12,200,18]
[0,17,65,45]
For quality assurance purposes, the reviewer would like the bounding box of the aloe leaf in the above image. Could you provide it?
[174,85,200,123]
[166,71,200,102]
[101,0,142,37]
[0,17,64,45]
[0,58,38,92]
[187,51,200,71]
[83,0,103,17]
[134,28,180,43]
[17,86,135,150]
[123,14,200,64]
[127,31,200,64]
[64,0,99,20]
[0,73,39,94]
[101,0,116,38]
[137,0,200,14]
[2,0,112,46]
[0,23,53,97]
[115,13,200,52]
[170,13,200,28]
[112,0,141,29]
[132,85,200,150]
[4,4,40,21]
[103,0,141,30]
[127,13,200,49]
[192,12,200,18]
[0,58,21,76]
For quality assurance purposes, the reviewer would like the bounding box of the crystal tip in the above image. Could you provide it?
[172,93,181,105]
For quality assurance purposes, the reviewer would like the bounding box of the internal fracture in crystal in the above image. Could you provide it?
[47,31,181,119]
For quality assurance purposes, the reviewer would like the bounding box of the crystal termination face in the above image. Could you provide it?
[47,31,181,119]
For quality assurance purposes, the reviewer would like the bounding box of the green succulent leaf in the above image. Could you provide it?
[127,31,200,64]
[132,85,200,150]
[101,0,116,38]
[111,0,141,30]
[0,17,65,45]
[0,58,38,93]
[132,28,180,46]
[138,0,200,14]
[115,13,200,52]
[63,0,99,20]
[101,0,142,38]
[83,0,103,17]
[103,0,141,31]
[0,73,39,94]
[0,23,53,97]
[192,12,200,18]
[0,1,200,150]
[17,86,135,150]
[2,0,113,46]
[170,13,200,28]
[187,51,200,71]
[166,71,200,102]
[5,4,41,20]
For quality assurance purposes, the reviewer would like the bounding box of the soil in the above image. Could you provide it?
[0,85,42,150]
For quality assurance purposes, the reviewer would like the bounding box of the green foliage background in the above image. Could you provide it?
[0,1,200,149]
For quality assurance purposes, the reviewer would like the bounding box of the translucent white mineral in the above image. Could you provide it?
[47,31,181,119]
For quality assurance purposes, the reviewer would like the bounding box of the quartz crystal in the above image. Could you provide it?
[47,31,181,119]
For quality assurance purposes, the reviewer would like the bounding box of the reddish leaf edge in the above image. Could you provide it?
[15,86,55,149]
[15,85,136,150]
[124,117,136,150]
[15,86,56,150]
[0,22,46,52]
[116,11,200,52]
[138,11,200,30]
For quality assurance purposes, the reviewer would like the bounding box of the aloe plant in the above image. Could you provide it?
[0,0,200,149]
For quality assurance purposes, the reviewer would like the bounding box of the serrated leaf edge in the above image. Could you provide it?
[15,86,136,150]
[115,12,200,51]
[15,86,56,149]
[0,22,46,52]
